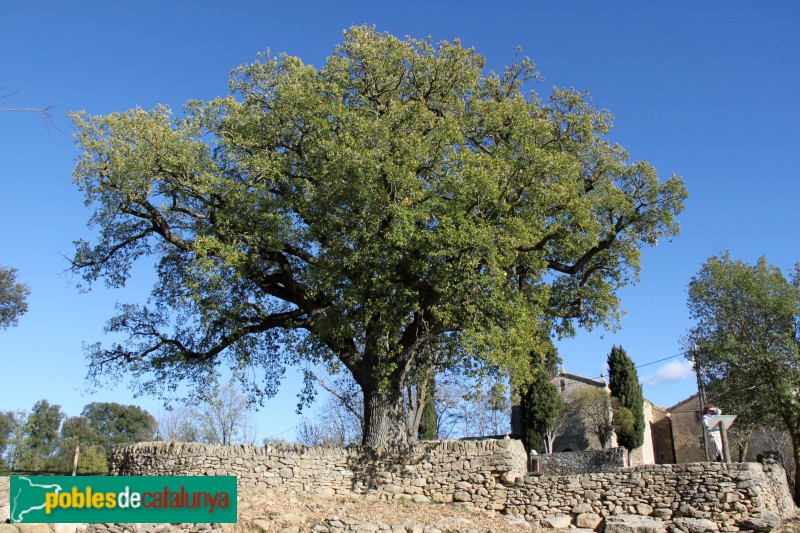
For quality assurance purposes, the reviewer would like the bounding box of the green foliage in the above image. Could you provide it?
[61,416,100,445]
[607,345,644,450]
[6,402,152,473]
[611,401,634,439]
[52,415,107,471]
[2,410,26,470]
[82,402,156,457]
[13,400,64,471]
[69,26,686,446]
[520,343,563,453]
[687,253,800,423]
[47,438,108,474]
[686,252,800,501]
[0,411,14,457]
[0,410,18,470]
[521,378,563,453]
[24,400,64,456]
[0,264,30,329]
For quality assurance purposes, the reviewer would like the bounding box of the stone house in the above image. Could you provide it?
[517,369,791,468]
[514,370,706,466]
[649,393,794,469]
[551,371,617,452]
[551,372,706,466]
[650,393,705,464]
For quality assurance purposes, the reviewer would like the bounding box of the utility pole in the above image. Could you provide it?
[692,345,710,462]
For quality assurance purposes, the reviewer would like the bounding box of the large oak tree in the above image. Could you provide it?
[70,27,686,447]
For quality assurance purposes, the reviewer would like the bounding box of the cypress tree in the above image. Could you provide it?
[520,343,563,453]
[607,345,645,451]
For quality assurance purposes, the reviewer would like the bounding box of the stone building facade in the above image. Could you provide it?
[515,370,707,466]
[554,378,706,466]
[553,371,617,452]
[657,393,706,463]
[519,371,783,469]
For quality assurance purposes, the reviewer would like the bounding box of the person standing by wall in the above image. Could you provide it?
[702,405,723,461]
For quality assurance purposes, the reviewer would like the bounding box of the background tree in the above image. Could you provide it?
[48,416,108,473]
[487,382,510,436]
[0,264,30,330]
[435,376,511,438]
[196,385,256,445]
[0,411,17,471]
[431,384,464,439]
[544,402,574,454]
[572,388,614,449]
[1,411,27,471]
[520,343,564,453]
[686,252,800,502]
[69,27,686,447]
[295,373,364,445]
[607,345,644,457]
[262,436,292,447]
[82,402,156,458]
[749,425,796,491]
[610,400,634,448]
[156,386,255,445]
[12,400,64,471]
[295,392,363,446]
[156,406,202,442]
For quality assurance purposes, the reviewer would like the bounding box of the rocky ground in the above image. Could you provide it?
[230,489,537,532]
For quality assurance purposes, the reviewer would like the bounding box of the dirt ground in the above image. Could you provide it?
[233,488,537,532]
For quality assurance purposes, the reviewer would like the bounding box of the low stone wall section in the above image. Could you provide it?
[110,439,527,509]
[509,461,796,531]
[534,447,628,476]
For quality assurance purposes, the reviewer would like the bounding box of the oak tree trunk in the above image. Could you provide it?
[361,375,410,448]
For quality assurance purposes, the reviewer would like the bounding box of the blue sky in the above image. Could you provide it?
[1,2,798,441]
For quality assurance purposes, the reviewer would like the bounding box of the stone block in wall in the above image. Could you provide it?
[539,515,572,528]
[575,512,602,529]
[604,515,666,533]
[673,517,719,532]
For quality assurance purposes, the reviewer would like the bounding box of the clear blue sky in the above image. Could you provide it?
[1,1,798,441]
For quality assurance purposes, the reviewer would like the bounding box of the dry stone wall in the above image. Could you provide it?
[109,440,796,532]
[110,439,526,509]
[509,462,795,531]
[534,447,628,476]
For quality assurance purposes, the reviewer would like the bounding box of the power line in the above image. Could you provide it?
[590,350,690,380]
[264,410,325,440]
[636,351,689,369]
[266,351,693,440]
